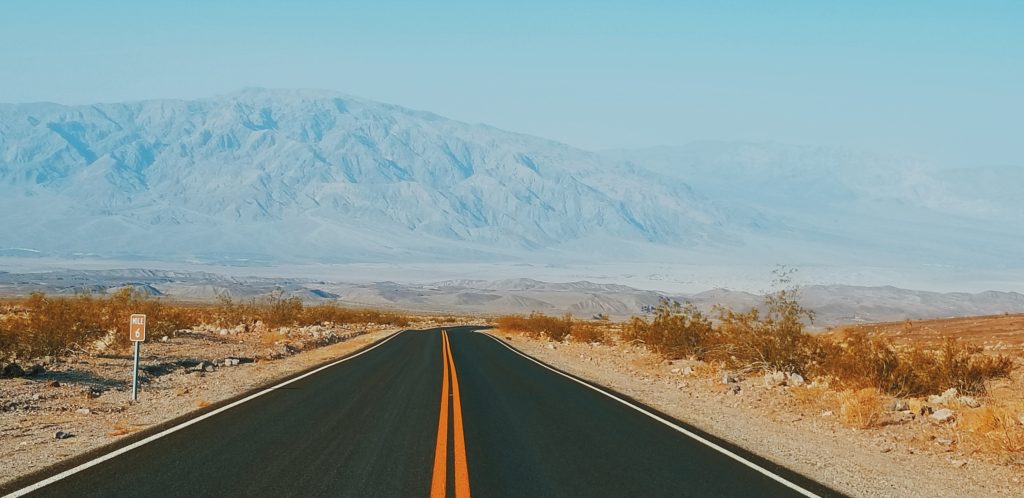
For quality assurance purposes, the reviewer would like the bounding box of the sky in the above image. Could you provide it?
[1,1,1021,166]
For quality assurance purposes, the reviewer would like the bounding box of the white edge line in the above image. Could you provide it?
[4,330,407,498]
[479,331,822,498]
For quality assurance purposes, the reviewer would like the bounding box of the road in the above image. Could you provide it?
[10,327,840,497]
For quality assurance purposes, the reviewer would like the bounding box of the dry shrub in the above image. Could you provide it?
[299,303,410,327]
[496,312,573,341]
[262,291,304,329]
[196,399,212,408]
[958,403,1024,454]
[790,385,835,409]
[570,322,608,344]
[0,293,110,359]
[712,288,822,375]
[822,332,1014,396]
[625,299,712,360]
[839,388,884,429]
[0,289,410,362]
[613,282,1016,399]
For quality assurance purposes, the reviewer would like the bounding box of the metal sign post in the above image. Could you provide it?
[129,314,147,401]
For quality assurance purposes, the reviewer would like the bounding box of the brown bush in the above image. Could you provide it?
[710,289,821,374]
[626,299,712,359]
[570,322,608,344]
[299,303,410,328]
[839,388,884,429]
[821,331,1014,396]
[959,403,1024,453]
[618,286,1015,398]
[0,290,410,361]
[496,312,573,341]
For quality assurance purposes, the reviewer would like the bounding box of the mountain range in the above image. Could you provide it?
[1,88,1020,289]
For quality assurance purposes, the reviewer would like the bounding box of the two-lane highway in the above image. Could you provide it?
[8,327,840,497]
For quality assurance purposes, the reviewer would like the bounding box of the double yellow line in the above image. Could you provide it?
[430,330,471,498]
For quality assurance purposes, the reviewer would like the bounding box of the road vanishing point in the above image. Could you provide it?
[5,327,842,497]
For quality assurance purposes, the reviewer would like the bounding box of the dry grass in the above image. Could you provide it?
[570,322,610,344]
[496,312,573,341]
[958,402,1024,454]
[196,399,212,409]
[839,388,884,429]
[106,420,141,437]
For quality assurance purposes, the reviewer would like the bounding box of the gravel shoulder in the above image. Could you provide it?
[493,333,1024,498]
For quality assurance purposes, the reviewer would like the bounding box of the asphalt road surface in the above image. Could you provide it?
[10,327,841,497]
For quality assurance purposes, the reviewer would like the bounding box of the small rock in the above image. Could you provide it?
[820,410,834,417]
[1018,413,1024,426]
[721,372,740,385]
[787,373,805,387]
[47,381,60,388]
[935,437,954,446]
[160,335,169,342]
[930,408,956,423]
[223,358,241,367]
[670,368,681,374]
[949,459,968,468]
[763,371,787,387]
[725,385,741,395]
[919,405,934,416]
[75,408,91,415]
[54,431,74,440]
[681,366,694,376]
[889,399,910,411]
[204,364,216,372]
[929,387,959,404]
[2,363,25,378]
[84,387,103,399]
[545,344,556,350]
[880,447,892,453]
[957,396,981,408]
[504,336,512,341]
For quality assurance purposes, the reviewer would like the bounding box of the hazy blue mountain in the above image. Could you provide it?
[0,90,1019,276]
[0,89,739,263]
[608,142,1024,270]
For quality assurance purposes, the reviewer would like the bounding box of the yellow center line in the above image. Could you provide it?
[429,331,450,498]
[444,331,472,498]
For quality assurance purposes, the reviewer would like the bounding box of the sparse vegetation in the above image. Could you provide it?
[496,312,573,341]
[569,322,609,344]
[500,288,1015,399]
[838,388,884,429]
[0,289,410,362]
[625,299,713,359]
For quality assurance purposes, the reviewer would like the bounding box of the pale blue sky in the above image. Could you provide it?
[1,1,1021,166]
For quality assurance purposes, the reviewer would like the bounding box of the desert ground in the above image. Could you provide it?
[2,295,1023,497]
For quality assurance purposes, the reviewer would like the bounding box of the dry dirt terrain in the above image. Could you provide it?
[0,318,470,487]
[838,314,1024,355]
[495,315,1024,497]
